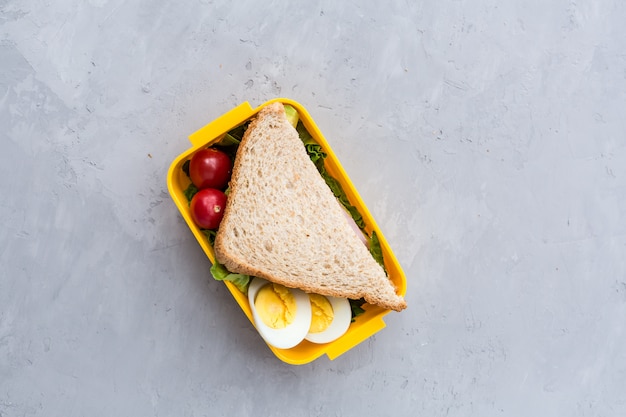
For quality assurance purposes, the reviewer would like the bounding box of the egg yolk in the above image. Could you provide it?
[254,283,297,329]
[308,294,334,333]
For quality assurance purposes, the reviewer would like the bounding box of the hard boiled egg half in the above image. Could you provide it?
[305,293,352,344]
[248,278,353,349]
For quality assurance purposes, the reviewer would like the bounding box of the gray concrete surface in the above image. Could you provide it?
[2,1,625,416]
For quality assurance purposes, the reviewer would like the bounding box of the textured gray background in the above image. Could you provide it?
[1,0,625,416]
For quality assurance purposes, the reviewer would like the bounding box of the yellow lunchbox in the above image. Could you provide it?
[166,98,406,365]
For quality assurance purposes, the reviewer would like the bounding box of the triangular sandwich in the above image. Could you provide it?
[214,102,406,312]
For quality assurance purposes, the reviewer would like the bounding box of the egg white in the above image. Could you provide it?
[248,278,312,349]
[304,295,352,344]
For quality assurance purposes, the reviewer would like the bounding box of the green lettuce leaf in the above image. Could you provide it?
[213,129,244,163]
[226,122,248,142]
[297,123,327,164]
[201,229,217,247]
[296,121,315,145]
[216,133,241,147]
[349,298,366,321]
[183,183,199,204]
[210,262,250,294]
[284,104,299,127]
[369,231,385,272]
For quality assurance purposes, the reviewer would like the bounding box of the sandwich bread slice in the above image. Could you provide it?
[214,102,407,312]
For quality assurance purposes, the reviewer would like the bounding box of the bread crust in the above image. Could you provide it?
[214,102,406,312]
